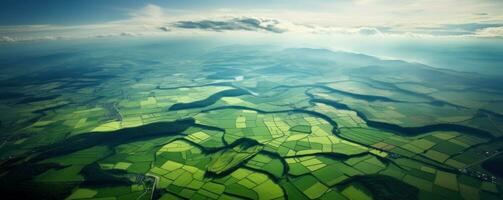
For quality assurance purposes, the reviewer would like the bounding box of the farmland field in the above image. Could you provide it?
[0,39,502,200]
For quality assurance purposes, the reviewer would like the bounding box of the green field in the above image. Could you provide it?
[0,43,502,200]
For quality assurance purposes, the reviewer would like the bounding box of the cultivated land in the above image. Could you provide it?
[0,44,502,200]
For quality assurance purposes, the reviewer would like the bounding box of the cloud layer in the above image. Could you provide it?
[172,17,286,33]
[1,2,503,43]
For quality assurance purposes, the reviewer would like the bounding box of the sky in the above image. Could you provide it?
[0,0,502,75]
[1,0,503,42]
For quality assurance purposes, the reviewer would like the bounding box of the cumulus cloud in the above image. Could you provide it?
[173,17,287,33]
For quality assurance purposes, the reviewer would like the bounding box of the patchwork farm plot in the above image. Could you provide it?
[0,45,502,200]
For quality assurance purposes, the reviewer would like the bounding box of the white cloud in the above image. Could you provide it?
[1,2,503,43]
[474,27,503,38]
